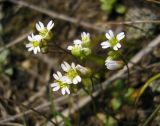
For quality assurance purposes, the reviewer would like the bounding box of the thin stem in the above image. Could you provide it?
[120,54,130,85]
[81,85,96,114]
[48,88,59,125]
[90,77,95,92]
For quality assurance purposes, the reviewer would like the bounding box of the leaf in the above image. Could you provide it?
[116,4,126,14]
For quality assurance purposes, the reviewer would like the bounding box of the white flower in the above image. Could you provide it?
[61,61,82,84]
[81,32,90,38]
[105,59,124,70]
[67,39,82,50]
[73,39,82,45]
[101,30,125,51]
[67,42,82,51]
[26,33,42,54]
[50,71,71,95]
[36,20,54,39]
[81,32,90,42]
[36,20,54,32]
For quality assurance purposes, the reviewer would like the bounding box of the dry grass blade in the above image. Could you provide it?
[0,122,24,126]
[4,0,160,33]
[146,0,160,4]
[0,95,68,124]
[0,31,31,52]
[142,104,160,126]
[5,0,107,32]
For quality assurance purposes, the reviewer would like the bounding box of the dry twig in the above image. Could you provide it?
[4,0,160,33]
[0,31,31,52]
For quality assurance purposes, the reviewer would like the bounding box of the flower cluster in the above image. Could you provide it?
[67,32,91,59]
[26,20,54,54]
[26,20,126,95]
[100,30,125,70]
[51,61,89,95]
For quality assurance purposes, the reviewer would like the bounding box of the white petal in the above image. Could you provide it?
[51,83,58,87]
[31,33,34,38]
[76,76,81,82]
[57,71,62,78]
[105,30,113,40]
[81,32,89,38]
[66,78,72,84]
[61,76,72,84]
[113,46,118,51]
[53,73,59,80]
[105,60,120,70]
[67,46,73,50]
[38,21,44,29]
[71,62,76,69]
[73,78,78,84]
[81,32,86,37]
[61,64,68,72]
[34,35,42,41]
[65,87,70,95]
[53,85,60,91]
[116,32,125,41]
[64,61,71,71]
[36,23,41,31]
[116,43,121,48]
[101,41,110,48]
[108,30,114,38]
[73,39,82,45]
[105,33,111,40]
[47,20,54,30]
[28,47,34,52]
[37,47,41,52]
[33,48,38,54]
[28,35,33,41]
[26,43,32,48]
[61,88,66,95]
[102,45,110,49]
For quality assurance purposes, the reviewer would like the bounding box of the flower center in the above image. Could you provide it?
[82,37,89,43]
[109,37,118,47]
[40,28,48,38]
[66,69,77,80]
[32,41,39,47]
[57,80,68,88]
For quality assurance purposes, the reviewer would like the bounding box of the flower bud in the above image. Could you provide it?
[76,65,92,77]
[40,31,53,41]
[71,45,82,57]
[81,32,90,48]
[41,46,48,53]
[105,59,124,70]
[82,48,91,56]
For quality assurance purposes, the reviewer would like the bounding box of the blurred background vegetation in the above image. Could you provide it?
[0,0,160,126]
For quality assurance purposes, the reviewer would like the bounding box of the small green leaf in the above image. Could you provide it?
[116,4,126,14]
[5,68,13,75]
[111,98,121,111]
